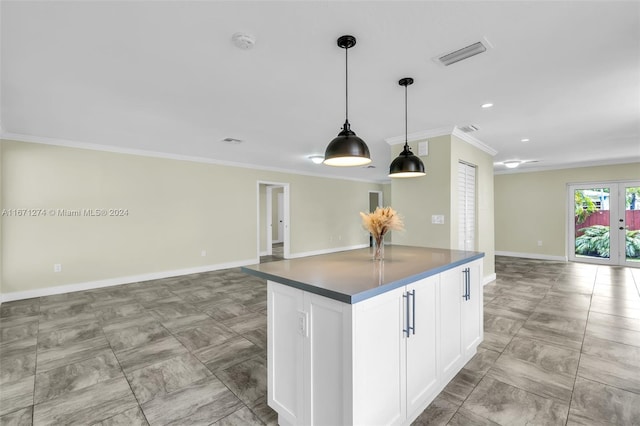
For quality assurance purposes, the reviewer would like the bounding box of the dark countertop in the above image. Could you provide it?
[241,245,484,304]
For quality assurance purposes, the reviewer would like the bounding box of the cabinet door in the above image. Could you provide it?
[352,286,406,426]
[406,275,439,418]
[267,281,305,425]
[305,293,349,426]
[462,260,483,358]
[439,267,463,382]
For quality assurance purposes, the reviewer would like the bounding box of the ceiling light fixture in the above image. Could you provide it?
[503,160,521,168]
[481,103,494,108]
[389,78,425,178]
[323,35,371,167]
[521,138,530,142]
[308,155,324,164]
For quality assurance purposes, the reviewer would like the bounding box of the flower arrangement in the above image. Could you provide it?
[360,207,404,260]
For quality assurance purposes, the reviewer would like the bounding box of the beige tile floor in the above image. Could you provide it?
[1,256,639,425]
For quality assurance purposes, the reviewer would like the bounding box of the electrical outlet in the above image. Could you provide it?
[201,250,207,257]
[54,264,62,272]
[537,241,543,246]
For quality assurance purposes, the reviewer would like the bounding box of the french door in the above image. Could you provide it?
[569,181,640,267]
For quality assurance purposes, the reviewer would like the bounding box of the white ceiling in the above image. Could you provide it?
[2,1,639,182]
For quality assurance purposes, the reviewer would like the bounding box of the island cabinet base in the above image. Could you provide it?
[267,258,483,426]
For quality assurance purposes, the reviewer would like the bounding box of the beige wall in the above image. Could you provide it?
[1,140,383,296]
[494,162,640,258]
[390,135,496,280]
[391,136,452,249]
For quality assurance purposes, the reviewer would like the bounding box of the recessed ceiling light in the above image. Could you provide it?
[308,155,324,164]
[481,103,493,109]
[521,138,530,142]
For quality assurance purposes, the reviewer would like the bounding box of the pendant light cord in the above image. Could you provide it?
[345,46,349,122]
[404,83,408,146]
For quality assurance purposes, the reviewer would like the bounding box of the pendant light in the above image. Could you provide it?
[323,35,371,167]
[389,77,426,178]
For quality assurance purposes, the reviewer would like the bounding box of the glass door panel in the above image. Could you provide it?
[571,185,615,264]
[622,183,640,266]
[570,181,640,267]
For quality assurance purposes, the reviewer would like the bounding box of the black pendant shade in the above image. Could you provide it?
[389,77,426,178]
[324,35,372,167]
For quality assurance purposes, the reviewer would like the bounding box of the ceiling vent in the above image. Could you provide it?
[459,125,479,133]
[438,41,487,66]
[221,137,243,144]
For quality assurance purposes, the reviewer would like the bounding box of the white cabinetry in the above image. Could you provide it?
[439,259,483,383]
[267,258,482,426]
[462,260,483,358]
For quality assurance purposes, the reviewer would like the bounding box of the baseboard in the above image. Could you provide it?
[495,251,567,262]
[288,244,369,259]
[483,273,497,286]
[0,258,258,303]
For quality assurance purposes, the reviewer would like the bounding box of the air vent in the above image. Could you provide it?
[221,137,243,144]
[459,125,479,133]
[438,41,487,66]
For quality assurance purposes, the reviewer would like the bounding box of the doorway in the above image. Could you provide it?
[569,181,640,267]
[368,191,383,247]
[258,181,290,263]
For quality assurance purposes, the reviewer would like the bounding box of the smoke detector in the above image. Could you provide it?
[232,32,256,50]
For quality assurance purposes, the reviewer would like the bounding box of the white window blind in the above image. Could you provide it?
[458,162,476,251]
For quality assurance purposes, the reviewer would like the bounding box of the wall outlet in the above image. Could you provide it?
[431,215,445,224]
[54,264,62,272]
[537,241,543,247]
[201,250,207,257]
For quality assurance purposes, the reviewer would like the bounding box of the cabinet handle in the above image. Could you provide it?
[403,292,411,338]
[462,268,471,301]
[410,290,416,335]
[462,268,467,300]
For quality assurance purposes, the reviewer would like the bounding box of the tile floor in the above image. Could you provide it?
[1,256,639,425]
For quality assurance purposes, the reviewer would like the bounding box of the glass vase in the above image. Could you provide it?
[373,237,385,261]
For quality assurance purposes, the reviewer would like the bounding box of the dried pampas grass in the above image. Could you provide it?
[360,207,404,242]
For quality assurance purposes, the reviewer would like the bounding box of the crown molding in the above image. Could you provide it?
[385,126,498,157]
[493,157,640,175]
[0,132,388,184]
[384,127,454,145]
[451,127,498,156]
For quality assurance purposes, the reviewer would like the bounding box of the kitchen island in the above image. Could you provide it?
[242,245,484,426]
